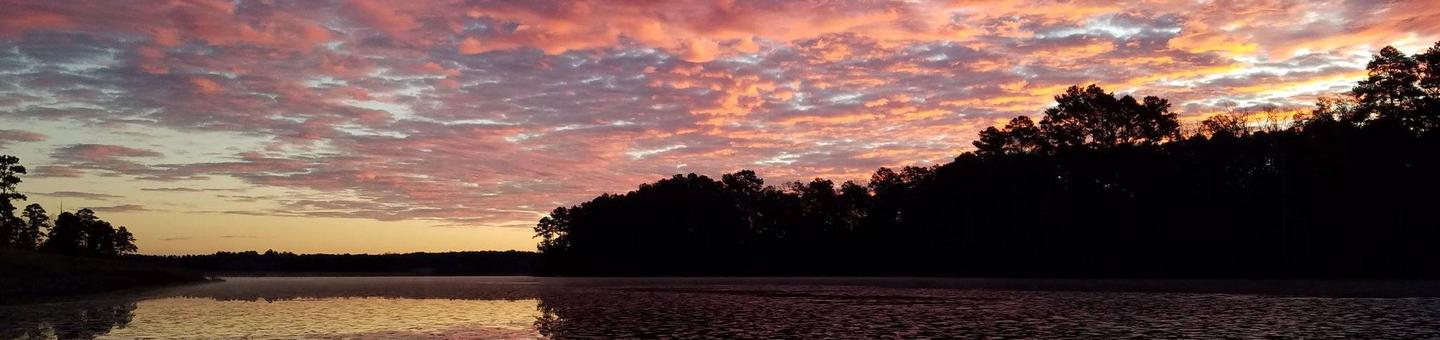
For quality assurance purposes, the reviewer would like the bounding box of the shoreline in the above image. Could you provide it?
[0,250,211,304]
[206,275,1440,298]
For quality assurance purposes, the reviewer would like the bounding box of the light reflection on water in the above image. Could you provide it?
[3,277,1440,339]
[108,297,540,339]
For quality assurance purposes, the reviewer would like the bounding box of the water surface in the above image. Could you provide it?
[3,277,1439,339]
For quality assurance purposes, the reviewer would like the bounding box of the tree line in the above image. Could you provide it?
[0,156,137,257]
[131,250,538,275]
[534,42,1440,277]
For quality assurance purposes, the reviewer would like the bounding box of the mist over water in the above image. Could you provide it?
[3,277,1439,339]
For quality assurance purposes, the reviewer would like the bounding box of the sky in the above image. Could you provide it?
[1,0,1438,255]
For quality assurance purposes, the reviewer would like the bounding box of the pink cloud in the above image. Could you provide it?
[48,144,163,177]
[0,130,46,149]
[30,166,83,178]
[344,0,421,40]
[54,144,161,162]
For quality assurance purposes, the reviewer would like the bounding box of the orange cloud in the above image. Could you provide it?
[459,37,485,54]
[190,77,223,95]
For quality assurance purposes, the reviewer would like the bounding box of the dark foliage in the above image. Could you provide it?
[131,250,539,275]
[0,156,137,257]
[0,155,25,249]
[536,43,1440,278]
[0,157,182,300]
[32,208,137,257]
[0,249,206,302]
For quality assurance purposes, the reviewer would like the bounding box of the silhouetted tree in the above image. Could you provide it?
[17,203,48,250]
[1038,85,1180,150]
[0,155,26,248]
[34,207,136,256]
[788,178,842,236]
[1354,46,1425,127]
[975,115,1048,157]
[1420,42,1440,95]
[43,212,83,255]
[721,170,769,233]
[1309,94,1361,126]
[864,167,905,233]
[1409,42,1440,132]
[113,226,137,255]
[0,156,142,259]
[836,181,870,232]
[1198,113,1249,138]
[535,207,572,255]
[80,209,119,257]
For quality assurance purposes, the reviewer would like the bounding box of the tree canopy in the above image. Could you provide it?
[0,156,138,257]
[535,42,1440,277]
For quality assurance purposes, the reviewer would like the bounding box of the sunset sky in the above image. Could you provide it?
[1,0,1437,254]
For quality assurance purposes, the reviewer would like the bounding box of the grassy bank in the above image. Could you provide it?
[0,249,209,303]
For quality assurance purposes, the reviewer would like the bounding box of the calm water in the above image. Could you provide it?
[3,277,1440,339]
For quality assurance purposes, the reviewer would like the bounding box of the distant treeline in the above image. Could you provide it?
[534,43,1440,278]
[131,250,539,275]
[0,156,138,257]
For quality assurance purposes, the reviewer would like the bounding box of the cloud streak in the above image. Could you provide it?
[33,191,122,200]
[0,129,45,150]
[85,204,151,213]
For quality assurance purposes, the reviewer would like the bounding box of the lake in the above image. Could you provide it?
[3,277,1439,339]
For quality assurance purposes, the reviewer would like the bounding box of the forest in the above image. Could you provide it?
[0,155,138,258]
[0,155,182,300]
[533,43,1440,277]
